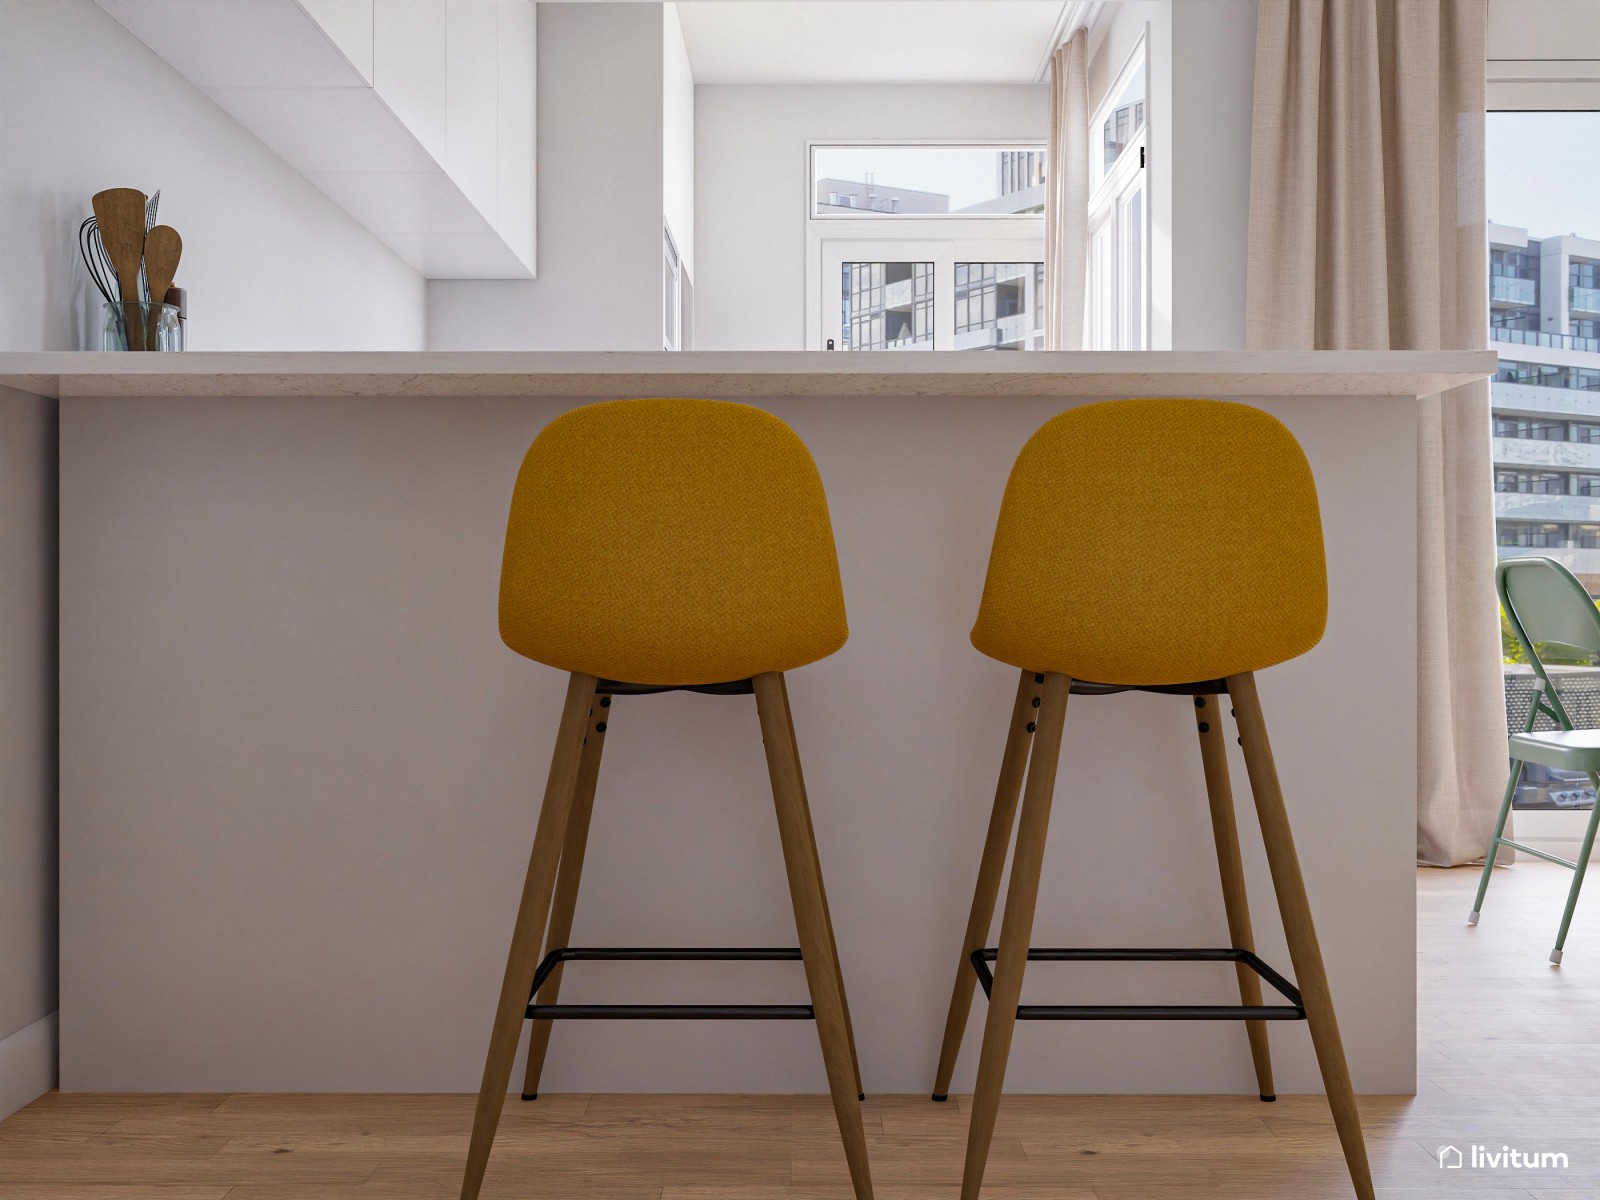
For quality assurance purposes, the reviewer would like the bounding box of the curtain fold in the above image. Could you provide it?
[1045,29,1088,352]
[1245,0,1506,866]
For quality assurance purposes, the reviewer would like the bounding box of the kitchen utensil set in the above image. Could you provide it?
[81,187,181,350]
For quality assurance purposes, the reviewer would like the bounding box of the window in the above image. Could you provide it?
[811,145,1047,218]
[1093,44,1146,191]
[1498,521,1567,547]
[1490,246,1541,328]
[1497,469,1567,493]
[954,263,1044,351]
[840,262,933,350]
[819,240,1042,351]
[1495,415,1566,440]
[1488,104,1600,815]
[1496,360,1600,389]
[807,142,1045,350]
[1086,36,1148,350]
[1103,97,1145,171]
[1000,151,1045,195]
[1494,248,1540,279]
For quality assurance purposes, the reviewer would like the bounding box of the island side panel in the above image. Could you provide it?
[0,385,59,1117]
[59,391,1416,1094]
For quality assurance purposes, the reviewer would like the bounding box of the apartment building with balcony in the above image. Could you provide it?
[954,261,1045,350]
[1491,221,1600,593]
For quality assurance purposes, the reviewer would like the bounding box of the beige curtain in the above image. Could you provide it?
[1045,29,1088,351]
[1246,0,1507,866]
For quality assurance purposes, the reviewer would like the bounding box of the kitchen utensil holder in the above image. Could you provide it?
[103,301,183,352]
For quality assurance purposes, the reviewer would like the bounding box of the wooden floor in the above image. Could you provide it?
[5,863,1599,1199]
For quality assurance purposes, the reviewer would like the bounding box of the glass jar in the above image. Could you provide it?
[103,301,184,352]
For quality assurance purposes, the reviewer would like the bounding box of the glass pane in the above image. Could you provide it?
[839,262,933,350]
[813,146,1045,216]
[1100,61,1146,175]
[953,262,1044,351]
[1488,111,1600,810]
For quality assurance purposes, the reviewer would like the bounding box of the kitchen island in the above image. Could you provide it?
[0,349,1492,1098]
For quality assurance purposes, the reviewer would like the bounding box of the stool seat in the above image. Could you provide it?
[1509,728,1600,772]
[499,398,848,686]
[969,398,1326,685]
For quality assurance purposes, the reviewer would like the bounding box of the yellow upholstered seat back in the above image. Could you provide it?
[499,398,848,685]
[970,398,1327,685]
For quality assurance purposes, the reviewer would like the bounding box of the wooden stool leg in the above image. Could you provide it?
[961,672,1070,1200]
[460,672,598,1200]
[520,693,612,1100]
[1193,693,1276,1101]
[753,672,874,1200]
[1228,672,1374,1200]
[779,674,865,1100]
[933,669,1041,1100]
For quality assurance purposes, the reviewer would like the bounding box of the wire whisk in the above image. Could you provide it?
[78,216,118,306]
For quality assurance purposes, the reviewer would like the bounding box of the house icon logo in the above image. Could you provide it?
[1438,1145,1463,1169]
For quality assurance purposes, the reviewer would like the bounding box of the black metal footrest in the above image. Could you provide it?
[525,947,814,1020]
[970,947,1306,1021]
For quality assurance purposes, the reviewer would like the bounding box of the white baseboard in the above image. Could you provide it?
[0,1011,57,1120]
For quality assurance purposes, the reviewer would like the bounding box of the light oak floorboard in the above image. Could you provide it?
[6,863,1597,1198]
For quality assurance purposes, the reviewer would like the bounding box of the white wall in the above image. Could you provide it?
[664,3,695,283]
[0,0,425,351]
[1169,0,1255,350]
[428,3,665,350]
[694,84,1047,350]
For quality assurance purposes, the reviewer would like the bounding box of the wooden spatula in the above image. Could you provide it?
[92,188,148,349]
[142,226,182,349]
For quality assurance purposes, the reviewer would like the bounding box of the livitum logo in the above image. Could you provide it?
[1437,1144,1570,1170]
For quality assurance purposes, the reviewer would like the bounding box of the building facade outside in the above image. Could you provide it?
[1490,220,1600,809]
[816,176,951,215]
[1490,220,1600,593]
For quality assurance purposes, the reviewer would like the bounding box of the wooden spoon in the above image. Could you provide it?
[92,188,149,349]
[142,226,182,349]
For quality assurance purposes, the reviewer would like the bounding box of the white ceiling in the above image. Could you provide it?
[674,1,1071,85]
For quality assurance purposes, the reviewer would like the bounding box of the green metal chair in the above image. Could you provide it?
[1472,556,1600,963]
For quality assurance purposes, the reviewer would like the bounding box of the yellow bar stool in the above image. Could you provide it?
[931,398,1373,1200]
[460,398,872,1200]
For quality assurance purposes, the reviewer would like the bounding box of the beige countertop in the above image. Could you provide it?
[0,349,1495,399]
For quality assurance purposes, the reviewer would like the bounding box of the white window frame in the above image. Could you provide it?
[1487,34,1600,855]
[816,235,1046,351]
[807,140,1047,221]
[805,141,1046,350]
[1086,31,1149,351]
